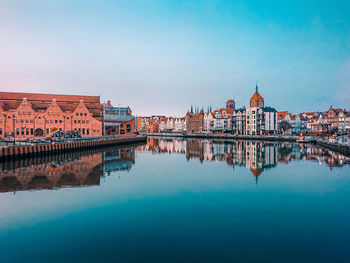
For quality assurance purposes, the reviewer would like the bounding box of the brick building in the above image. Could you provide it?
[249,85,264,108]
[103,101,136,136]
[186,110,204,134]
[226,99,235,109]
[0,92,103,139]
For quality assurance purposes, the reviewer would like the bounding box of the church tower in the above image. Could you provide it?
[250,85,264,108]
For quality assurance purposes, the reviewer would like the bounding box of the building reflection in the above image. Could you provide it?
[0,147,136,193]
[140,137,350,183]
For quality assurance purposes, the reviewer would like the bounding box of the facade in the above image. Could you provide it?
[0,92,103,139]
[203,108,233,134]
[226,99,235,109]
[103,101,136,136]
[186,111,204,134]
[145,118,159,133]
[174,117,186,132]
[158,117,168,132]
[345,113,350,132]
[245,87,277,135]
[231,108,246,135]
[246,106,277,135]
[311,122,332,133]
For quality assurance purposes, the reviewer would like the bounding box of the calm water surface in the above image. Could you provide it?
[1,137,350,263]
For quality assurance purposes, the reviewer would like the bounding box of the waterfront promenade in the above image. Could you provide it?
[0,136,147,160]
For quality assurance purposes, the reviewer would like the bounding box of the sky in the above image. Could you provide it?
[0,0,349,116]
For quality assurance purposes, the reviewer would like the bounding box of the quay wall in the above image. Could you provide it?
[315,141,350,156]
[141,132,298,142]
[0,136,147,160]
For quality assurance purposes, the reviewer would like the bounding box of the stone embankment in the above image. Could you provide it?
[141,132,298,142]
[0,136,147,160]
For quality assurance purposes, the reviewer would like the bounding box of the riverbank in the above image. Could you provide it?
[0,136,147,160]
[141,132,350,156]
[141,132,298,142]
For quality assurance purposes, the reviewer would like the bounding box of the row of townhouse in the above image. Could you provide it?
[136,116,186,133]
[277,107,350,134]
[186,86,278,135]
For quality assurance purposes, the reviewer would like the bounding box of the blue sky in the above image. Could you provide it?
[0,0,349,116]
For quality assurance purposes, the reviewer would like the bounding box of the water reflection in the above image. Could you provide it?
[1,137,349,193]
[0,147,135,193]
[139,137,350,182]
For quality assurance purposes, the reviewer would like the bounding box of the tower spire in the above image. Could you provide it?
[256,83,258,93]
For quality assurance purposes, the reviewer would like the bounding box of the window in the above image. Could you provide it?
[21,128,24,135]
[76,112,79,116]
[84,112,87,116]
[8,116,11,119]
[26,128,29,135]
[0,118,2,123]
[21,118,24,123]
[127,124,131,133]
[59,120,62,123]
[67,117,69,119]
[25,119,29,123]
[31,128,33,135]
[78,120,81,124]
[80,112,83,116]
[46,129,49,134]
[51,119,53,123]
[87,128,89,135]
[23,110,26,115]
[82,128,85,135]
[28,111,31,115]
[16,128,19,135]
[18,110,22,115]
[0,128,2,135]
[55,119,58,123]
[74,120,77,124]
[30,119,33,123]
[82,120,85,124]
[86,120,89,124]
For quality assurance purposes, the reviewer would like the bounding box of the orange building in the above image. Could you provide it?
[0,92,103,139]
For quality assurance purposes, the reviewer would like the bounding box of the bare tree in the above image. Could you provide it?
[279,121,291,134]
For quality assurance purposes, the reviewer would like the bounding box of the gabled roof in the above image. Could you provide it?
[0,91,100,103]
[277,111,288,119]
[218,108,234,114]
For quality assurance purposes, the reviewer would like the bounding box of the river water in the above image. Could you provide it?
[1,137,350,263]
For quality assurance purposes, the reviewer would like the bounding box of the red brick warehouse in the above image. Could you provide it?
[0,92,103,139]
